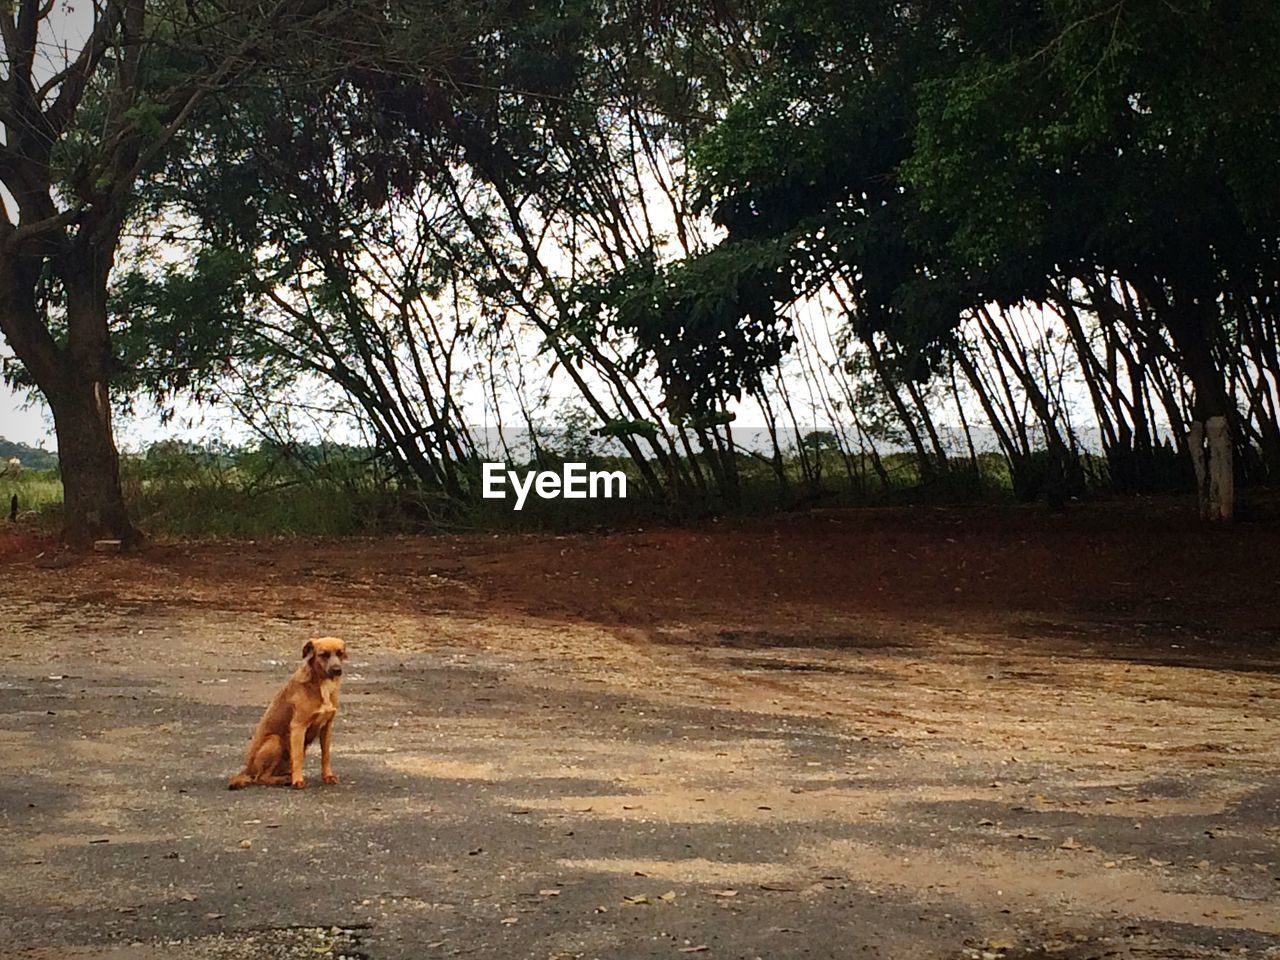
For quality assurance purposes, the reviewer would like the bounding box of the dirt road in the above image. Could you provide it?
[2,503,1278,959]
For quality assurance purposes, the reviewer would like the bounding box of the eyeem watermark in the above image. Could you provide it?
[482,462,627,511]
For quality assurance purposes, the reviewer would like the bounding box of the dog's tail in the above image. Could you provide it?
[227,772,253,790]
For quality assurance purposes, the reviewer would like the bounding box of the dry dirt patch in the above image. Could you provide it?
[1,507,1278,958]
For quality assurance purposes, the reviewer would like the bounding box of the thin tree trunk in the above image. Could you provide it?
[864,336,935,480]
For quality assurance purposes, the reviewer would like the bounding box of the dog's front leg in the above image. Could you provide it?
[320,720,338,785]
[288,720,308,789]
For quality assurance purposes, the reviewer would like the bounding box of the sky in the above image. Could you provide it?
[1,385,52,448]
[1,2,86,450]
[0,380,253,452]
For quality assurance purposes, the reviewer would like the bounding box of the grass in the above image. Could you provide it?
[3,468,63,518]
[120,450,397,538]
[3,446,1046,541]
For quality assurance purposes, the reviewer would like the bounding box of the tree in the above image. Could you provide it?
[112,0,766,509]
[671,0,1280,519]
[0,0,484,546]
[904,0,1280,519]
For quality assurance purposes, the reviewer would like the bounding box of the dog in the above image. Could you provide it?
[228,637,348,790]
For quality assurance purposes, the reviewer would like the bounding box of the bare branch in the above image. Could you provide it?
[42,2,123,139]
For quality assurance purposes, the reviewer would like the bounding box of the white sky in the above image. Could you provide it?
[0,373,254,451]
[0,384,52,447]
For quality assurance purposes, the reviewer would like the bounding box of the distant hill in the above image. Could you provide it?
[0,437,58,470]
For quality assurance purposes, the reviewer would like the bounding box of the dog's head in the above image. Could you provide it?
[303,637,348,679]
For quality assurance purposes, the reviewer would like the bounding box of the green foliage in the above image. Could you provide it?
[801,430,837,455]
[672,0,976,370]
[2,468,63,516]
[549,403,601,460]
[678,0,1280,386]
[686,410,736,431]
[123,443,394,538]
[595,417,660,442]
[107,3,525,406]
[111,247,261,410]
[903,0,1280,300]
[122,99,168,144]
[575,242,796,417]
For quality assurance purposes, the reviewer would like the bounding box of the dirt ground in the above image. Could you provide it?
[1,500,1278,960]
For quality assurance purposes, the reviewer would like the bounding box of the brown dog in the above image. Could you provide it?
[228,637,348,790]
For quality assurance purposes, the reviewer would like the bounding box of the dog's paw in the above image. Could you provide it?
[322,772,340,785]
[291,778,306,790]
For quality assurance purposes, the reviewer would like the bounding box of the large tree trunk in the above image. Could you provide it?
[0,254,141,549]
[56,250,143,548]
[47,372,139,549]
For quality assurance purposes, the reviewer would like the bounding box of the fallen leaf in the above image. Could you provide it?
[710,889,738,898]
[658,890,676,902]
[623,894,650,905]
[205,912,225,920]
[1059,837,1080,850]
[538,889,561,897]
[679,947,709,953]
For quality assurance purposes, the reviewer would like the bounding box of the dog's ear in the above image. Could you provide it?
[339,645,349,660]
[302,640,315,661]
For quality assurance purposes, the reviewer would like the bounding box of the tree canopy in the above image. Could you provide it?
[4,0,1279,537]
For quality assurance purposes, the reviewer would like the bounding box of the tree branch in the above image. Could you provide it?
[42,1,122,139]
